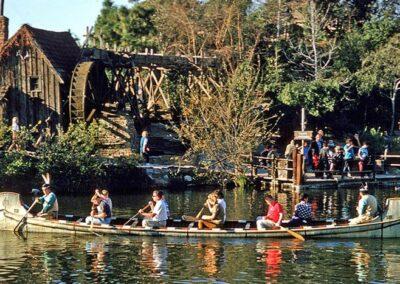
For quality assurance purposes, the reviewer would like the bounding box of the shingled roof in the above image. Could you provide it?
[0,24,81,82]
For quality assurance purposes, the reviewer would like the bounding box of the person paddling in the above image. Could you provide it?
[256,195,284,230]
[198,193,225,229]
[286,193,312,227]
[139,190,168,228]
[86,194,112,225]
[215,190,226,223]
[36,184,58,219]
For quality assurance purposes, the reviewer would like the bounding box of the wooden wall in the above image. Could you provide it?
[0,45,64,128]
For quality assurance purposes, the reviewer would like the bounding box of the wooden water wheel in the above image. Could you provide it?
[68,61,108,123]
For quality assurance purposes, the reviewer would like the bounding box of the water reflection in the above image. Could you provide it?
[256,241,282,281]
[141,240,168,277]
[0,232,399,282]
[1,186,400,282]
[350,243,371,282]
[196,240,225,277]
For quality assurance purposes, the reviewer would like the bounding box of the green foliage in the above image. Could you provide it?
[35,121,106,188]
[0,120,10,149]
[355,34,400,96]
[279,79,340,117]
[0,152,36,178]
[94,0,158,50]
[361,127,400,153]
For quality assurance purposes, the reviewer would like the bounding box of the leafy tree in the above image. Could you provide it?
[356,34,400,135]
[174,63,279,177]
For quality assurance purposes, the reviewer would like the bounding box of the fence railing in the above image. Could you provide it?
[241,150,400,185]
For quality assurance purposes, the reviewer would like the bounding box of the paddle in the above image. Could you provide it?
[278,225,305,241]
[14,200,37,232]
[89,219,102,237]
[182,207,204,222]
[123,204,150,226]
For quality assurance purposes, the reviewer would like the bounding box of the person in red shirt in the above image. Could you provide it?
[256,195,284,230]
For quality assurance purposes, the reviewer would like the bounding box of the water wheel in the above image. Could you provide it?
[68,61,108,123]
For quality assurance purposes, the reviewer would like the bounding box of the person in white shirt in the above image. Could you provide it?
[140,190,168,228]
[8,116,20,151]
[215,190,226,223]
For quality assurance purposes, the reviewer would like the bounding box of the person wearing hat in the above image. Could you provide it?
[36,184,58,219]
[349,185,378,225]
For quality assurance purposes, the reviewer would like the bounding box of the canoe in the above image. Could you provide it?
[1,192,400,238]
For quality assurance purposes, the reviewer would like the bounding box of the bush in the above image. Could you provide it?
[361,127,400,154]
[0,151,37,179]
[0,120,10,149]
[35,121,107,190]
[0,120,144,192]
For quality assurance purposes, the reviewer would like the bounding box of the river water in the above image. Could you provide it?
[1,186,400,283]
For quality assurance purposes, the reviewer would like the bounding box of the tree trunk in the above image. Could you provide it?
[390,79,400,136]
[309,0,319,79]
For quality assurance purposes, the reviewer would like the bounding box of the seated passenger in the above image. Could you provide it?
[349,186,378,225]
[256,195,284,230]
[36,184,58,219]
[286,193,312,227]
[95,189,113,211]
[140,190,168,228]
[85,195,112,225]
[198,193,225,229]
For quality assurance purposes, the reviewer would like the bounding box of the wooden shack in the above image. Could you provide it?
[0,23,80,128]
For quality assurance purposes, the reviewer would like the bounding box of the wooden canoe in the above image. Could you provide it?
[1,192,400,239]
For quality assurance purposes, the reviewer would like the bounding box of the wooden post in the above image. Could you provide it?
[249,152,254,178]
[296,152,303,185]
[292,148,297,184]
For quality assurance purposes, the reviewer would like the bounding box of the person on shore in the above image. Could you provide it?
[317,130,324,150]
[319,142,330,178]
[198,193,225,229]
[256,195,284,230]
[349,186,378,225]
[260,144,271,166]
[301,141,311,169]
[140,190,168,228]
[140,130,150,164]
[284,140,295,159]
[8,116,20,152]
[36,184,58,219]
[332,146,344,172]
[86,195,112,225]
[343,138,355,177]
[309,134,322,177]
[358,141,370,173]
[286,193,312,227]
[326,141,335,178]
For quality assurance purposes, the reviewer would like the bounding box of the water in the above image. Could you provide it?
[1,186,400,283]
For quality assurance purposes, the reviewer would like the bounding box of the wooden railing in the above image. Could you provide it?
[241,149,303,185]
[241,149,400,186]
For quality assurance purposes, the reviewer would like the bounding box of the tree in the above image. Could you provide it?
[173,63,279,177]
[94,0,158,50]
[356,34,400,136]
[278,0,342,116]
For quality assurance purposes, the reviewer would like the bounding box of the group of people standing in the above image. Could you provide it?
[304,131,372,178]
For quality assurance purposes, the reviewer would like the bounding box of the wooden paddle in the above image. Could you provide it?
[123,204,150,226]
[14,200,37,232]
[182,207,204,222]
[89,219,102,237]
[278,225,305,241]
